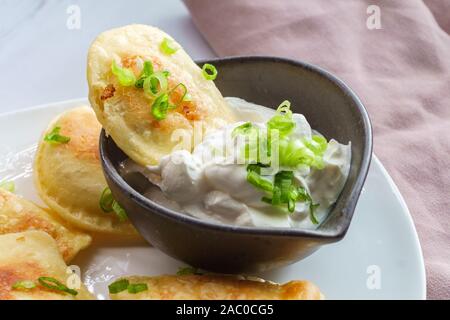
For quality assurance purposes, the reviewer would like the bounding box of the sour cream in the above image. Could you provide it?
[121,97,351,229]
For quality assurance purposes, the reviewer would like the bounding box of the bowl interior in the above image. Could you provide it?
[102,56,372,238]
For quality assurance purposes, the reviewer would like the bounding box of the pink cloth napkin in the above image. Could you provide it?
[184,0,450,299]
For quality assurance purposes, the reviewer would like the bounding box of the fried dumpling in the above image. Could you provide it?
[34,106,138,236]
[0,189,91,262]
[87,24,236,165]
[108,274,323,300]
[0,231,93,300]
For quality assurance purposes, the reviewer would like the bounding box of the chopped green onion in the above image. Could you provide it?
[246,163,266,174]
[261,196,273,204]
[275,170,294,181]
[278,138,326,169]
[249,166,318,222]
[276,100,293,115]
[176,266,201,276]
[309,203,320,225]
[44,126,71,144]
[304,135,328,156]
[160,37,179,55]
[12,280,36,290]
[135,61,154,88]
[267,100,295,137]
[151,93,170,120]
[287,185,299,199]
[143,72,168,97]
[111,60,136,87]
[100,187,127,221]
[235,99,326,224]
[266,171,295,210]
[127,283,148,294]
[108,279,129,294]
[287,198,295,212]
[0,180,15,193]
[159,38,179,55]
[296,186,311,203]
[112,201,128,222]
[296,187,320,224]
[246,170,273,193]
[232,122,255,137]
[135,78,145,89]
[271,185,282,205]
[99,187,114,212]
[275,171,294,200]
[38,277,78,296]
[265,100,295,160]
[234,101,312,166]
[233,123,263,163]
[169,83,189,105]
[201,63,217,80]
[142,60,154,76]
[108,279,147,294]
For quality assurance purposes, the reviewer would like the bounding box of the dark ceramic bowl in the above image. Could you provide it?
[100,56,372,273]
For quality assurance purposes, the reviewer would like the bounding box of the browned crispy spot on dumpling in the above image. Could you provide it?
[101,84,115,101]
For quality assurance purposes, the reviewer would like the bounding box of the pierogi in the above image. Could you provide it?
[109,274,323,300]
[0,189,91,262]
[34,106,138,236]
[0,231,93,300]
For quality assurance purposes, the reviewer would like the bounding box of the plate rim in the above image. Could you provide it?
[368,156,426,299]
[0,98,427,300]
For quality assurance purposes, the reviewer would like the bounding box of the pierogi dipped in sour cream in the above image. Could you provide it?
[87,24,236,166]
[34,106,138,236]
[88,24,351,230]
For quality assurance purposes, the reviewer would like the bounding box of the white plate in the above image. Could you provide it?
[0,98,426,300]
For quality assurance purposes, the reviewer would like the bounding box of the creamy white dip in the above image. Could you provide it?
[121,97,351,229]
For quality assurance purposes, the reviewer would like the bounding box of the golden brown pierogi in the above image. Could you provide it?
[109,274,323,300]
[34,106,138,236]
[0,231,93,300]
[0,188,91,262]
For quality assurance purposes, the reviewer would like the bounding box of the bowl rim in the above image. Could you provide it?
[99,55,373,240]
